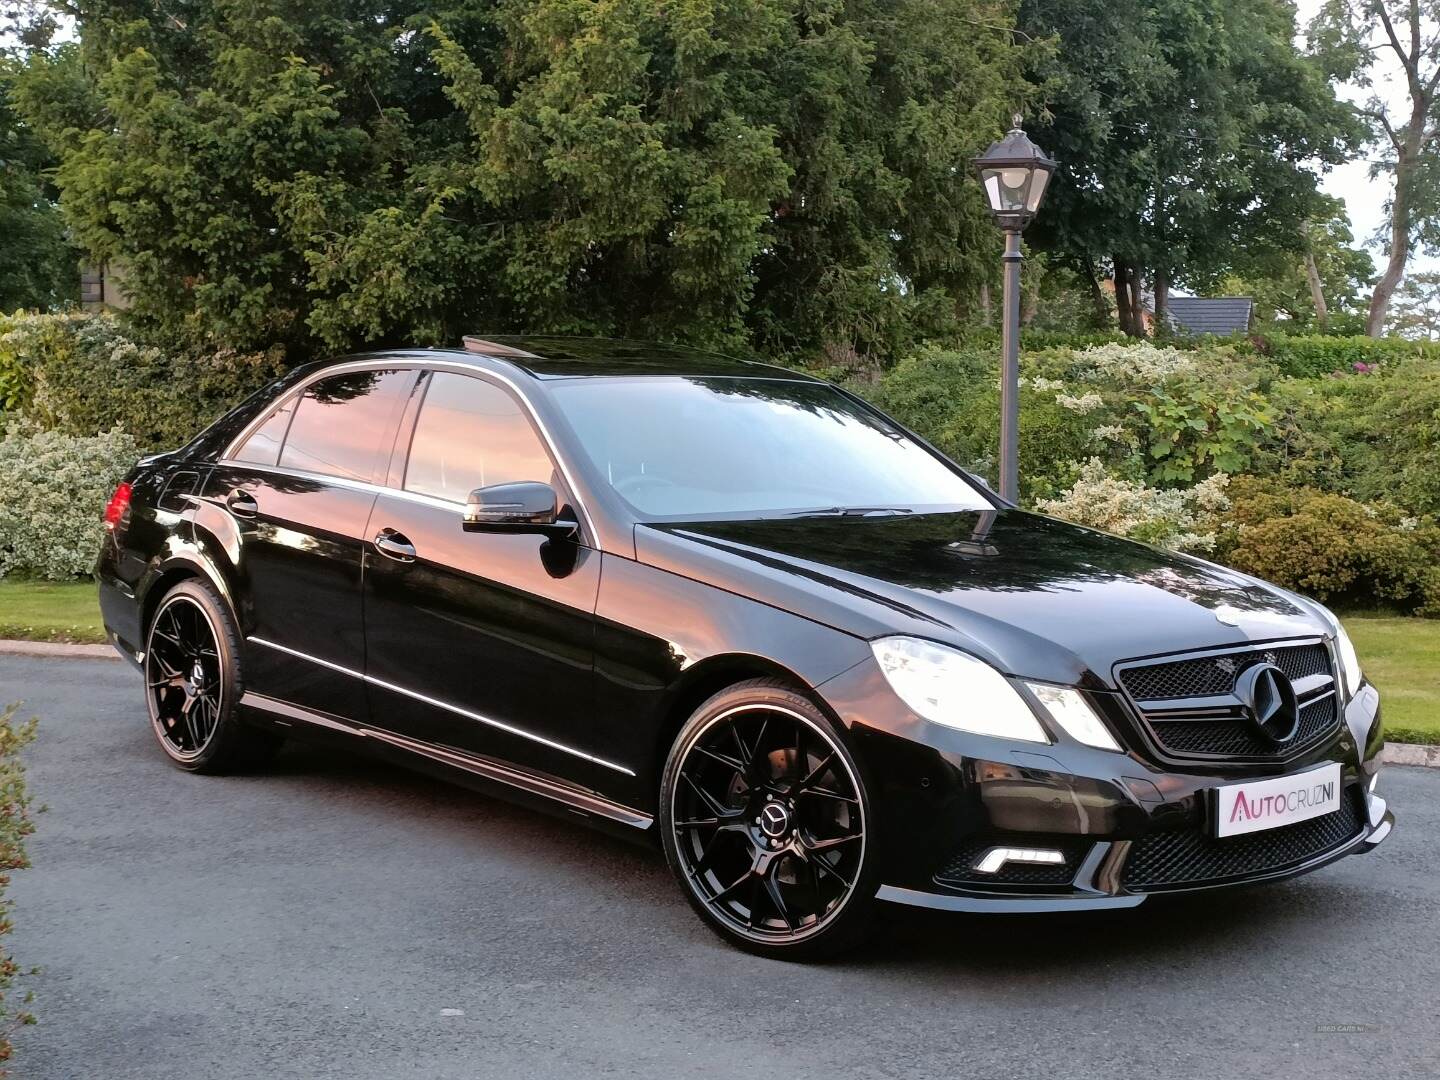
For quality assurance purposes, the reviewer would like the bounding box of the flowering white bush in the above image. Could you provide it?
[1073,341,1196,384]
[1037,458,1230,553]
[1055,390,1104,413]
[0,420,139,579]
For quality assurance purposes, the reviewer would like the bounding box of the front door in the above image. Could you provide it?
[207,367,417,720]
[361,371,610,787]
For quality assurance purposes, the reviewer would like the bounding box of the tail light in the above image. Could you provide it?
[103,481,133,531]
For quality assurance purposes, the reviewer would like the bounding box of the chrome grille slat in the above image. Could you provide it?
[1117,641,1342,761]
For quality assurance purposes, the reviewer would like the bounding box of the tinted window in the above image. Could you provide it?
[549,377,990,519]
[279,370,411,482]
[404,373,554,502]
[232,396,296,466]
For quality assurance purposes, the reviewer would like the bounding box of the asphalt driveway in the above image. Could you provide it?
[3,654,1438,1079]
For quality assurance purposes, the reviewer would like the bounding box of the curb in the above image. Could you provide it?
[4,637,1440,767]
[1379,742,1440,768]
[1,638,120,660]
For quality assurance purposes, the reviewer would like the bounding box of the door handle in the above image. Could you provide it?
[226,489,259,518]
[373,529,417,563]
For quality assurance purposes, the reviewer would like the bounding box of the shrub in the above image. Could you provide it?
[0,701,38,1070]
[1249,333,1440,378]
[1255,361,1440,517]
[1212,478,1440,614]
[0,419,139,580]
[1036,459,1230,552]
[2,312,284,450]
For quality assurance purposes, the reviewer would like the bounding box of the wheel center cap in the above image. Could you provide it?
[185,661,204,697]
[759,800,790,839]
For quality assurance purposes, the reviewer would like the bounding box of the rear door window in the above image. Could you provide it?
[231,397,297,466]
[279,370,414,483]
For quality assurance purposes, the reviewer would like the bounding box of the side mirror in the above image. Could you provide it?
[463,481,577,537]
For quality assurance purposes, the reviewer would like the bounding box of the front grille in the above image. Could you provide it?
[1119,642,1330,702]
[1121,788,1364,891]
[934,838,1090,889]
[1117,642,1341,761]
[1150,695,1337,758]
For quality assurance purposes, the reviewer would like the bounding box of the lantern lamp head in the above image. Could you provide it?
[974,114,1056,231]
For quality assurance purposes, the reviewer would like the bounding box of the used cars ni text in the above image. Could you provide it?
[96,336,1394,958]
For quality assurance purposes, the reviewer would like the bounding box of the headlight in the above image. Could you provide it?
[1024,682,1122,752]
[1334,621,1363,700]
[870,636,1049,743]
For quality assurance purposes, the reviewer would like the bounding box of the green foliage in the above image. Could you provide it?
[1129,376,1272,482]
[860,340,1277,496]
[1,312,283,449]
[1255,361,1440,517]
[1216,199,1375,330]
[1212,478,1440,615]
[1019,0,1363,319]
[15,0,1027,364]
[0,418,139,579]
[0,700,39,1069]
[0,53,78,312]
[1249,333,1440,378]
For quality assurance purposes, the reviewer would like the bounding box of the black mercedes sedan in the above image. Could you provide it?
[96,336,1394,959]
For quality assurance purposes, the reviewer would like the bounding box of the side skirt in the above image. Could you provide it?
[240,691,653,831]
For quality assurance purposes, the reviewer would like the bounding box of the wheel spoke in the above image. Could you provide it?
[799,786,860,806]
[762,863,796,932]
[797,751,835,792]
[804,832,862,855]
[809,851,854,891]
[693,743,746,776]
[680,771,735,820]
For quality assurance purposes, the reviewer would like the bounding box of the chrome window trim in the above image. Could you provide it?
[247,636,635,777]
[219,356,598,543]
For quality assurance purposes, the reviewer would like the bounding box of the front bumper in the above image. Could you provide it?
[819,657,1394,913]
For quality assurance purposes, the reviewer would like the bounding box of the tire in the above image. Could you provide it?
[143,578,282,773]
[659,678,879,960]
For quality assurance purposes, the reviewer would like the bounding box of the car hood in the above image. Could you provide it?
[635,509,1330,688]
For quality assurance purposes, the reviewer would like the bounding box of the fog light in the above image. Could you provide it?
[973,846,1066,874]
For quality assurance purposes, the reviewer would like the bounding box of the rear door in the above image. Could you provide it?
[361,370,611,786]
[206,367,418,720]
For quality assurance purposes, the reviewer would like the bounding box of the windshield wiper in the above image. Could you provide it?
[782,506,915,518]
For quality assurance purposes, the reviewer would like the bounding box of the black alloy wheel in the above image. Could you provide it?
[661,679,878,959]
[144,578,281,772]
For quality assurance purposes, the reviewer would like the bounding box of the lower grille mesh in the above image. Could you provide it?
[1121,789,1364,891]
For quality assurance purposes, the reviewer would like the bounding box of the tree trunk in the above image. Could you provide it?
[978,281,992,325]
[1300,223,1328,329]
[1153,267,1169,332]
[1114,257,1133,336]
[1368,170,1411,336]
[1079,256,1110,329]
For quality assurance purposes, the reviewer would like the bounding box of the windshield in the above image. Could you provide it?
[548,376,991,520]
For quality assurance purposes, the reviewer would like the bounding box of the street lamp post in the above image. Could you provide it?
[974,116,1056,503]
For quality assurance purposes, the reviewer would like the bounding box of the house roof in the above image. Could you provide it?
[1164,297,1254,336]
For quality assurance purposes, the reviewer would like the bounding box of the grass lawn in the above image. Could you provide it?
[1344,615,1440,746]
[0,581,1435,743]
[0,579,107,644]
